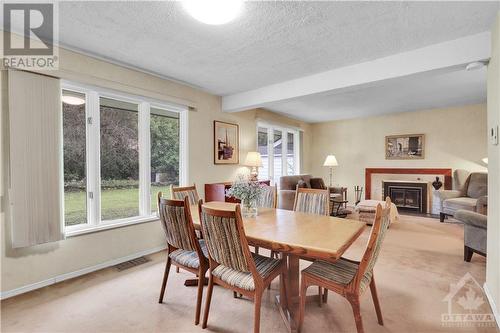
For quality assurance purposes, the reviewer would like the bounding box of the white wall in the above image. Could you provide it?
[486,12,500,326]
[310,104,488,203]
[0,47,311,294]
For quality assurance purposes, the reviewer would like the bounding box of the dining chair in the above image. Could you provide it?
[171,184,200,205]
[293,187,330,216]
[199,202,286,333]
[298,198,392,333]
[254,185,277,256]
[157,193,208,325]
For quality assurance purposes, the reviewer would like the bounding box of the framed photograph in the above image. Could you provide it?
[385,134,425,160]
[214,120,239,164]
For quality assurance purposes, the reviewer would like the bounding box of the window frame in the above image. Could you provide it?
[256,122,300,184]
[62,81,188,236]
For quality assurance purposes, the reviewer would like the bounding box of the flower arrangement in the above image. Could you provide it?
[226,175,265,217]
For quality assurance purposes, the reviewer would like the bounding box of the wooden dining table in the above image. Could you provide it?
[190,202,366,333]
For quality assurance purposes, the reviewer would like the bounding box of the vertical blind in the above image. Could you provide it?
[8,70,64,248]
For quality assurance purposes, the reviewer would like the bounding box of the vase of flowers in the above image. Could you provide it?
[226,175,264,218]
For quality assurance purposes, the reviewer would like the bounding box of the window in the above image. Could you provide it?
[62,83,187,234]
[257,123,300,184]
[62,90,87,226]
[150,107,180,213]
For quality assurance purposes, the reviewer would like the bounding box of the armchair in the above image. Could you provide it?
[437,172,487,222]
[454,210,487,262]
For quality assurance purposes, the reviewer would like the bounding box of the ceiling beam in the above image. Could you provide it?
[222,32,491,112]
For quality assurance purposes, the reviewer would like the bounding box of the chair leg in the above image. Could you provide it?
[348,295,364,333]
[194,268,205,325]
[323,289,328,303]
[202,273,215,329]
[298,277,309,333]
[440,213,446,222]
[176,267,180,273]
[158,256,171,303]
[253,291,263,333]
[254,246,260,255]
[369,277,384,325]
[318,286,323,307]
[464,246,474,262]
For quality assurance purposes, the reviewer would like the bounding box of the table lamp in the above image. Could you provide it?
[245,152,263,181]
[323,155,338,186]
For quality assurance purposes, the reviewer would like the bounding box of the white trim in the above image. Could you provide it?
[0,245,166,300]
[484,283,500,328]
[65,216,159,237]
[139,101,151,216]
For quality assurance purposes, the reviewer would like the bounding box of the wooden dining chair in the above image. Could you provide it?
[199,202,287,333]
[293,187,330,216]
[157,193,208,325]
[298,198,392,333]
[254,185,277,255]
[171,184,200,205]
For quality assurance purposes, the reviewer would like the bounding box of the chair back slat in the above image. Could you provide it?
[200,205,252,272]
[158,194,197,252]
[355,197,391,290]
[257,185,277,209]
[172,185,200,205]
[294,188,329,216]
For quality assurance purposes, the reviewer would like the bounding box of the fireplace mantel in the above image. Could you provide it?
[365,168,452,200]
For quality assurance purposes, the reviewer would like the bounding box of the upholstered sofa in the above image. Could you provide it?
[437,172,488,222]
[278,174,346,211]
[454,210,487,262]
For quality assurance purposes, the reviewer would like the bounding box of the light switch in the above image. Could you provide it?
[490,125,499,145]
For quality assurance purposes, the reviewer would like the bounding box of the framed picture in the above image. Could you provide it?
[214,120,239,164]
[385,134,425,160]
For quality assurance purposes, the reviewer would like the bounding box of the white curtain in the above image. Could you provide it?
[8,70,64,248]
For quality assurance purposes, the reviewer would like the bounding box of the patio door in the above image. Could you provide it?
[257,123,300,185]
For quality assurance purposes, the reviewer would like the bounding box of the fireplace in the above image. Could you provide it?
[383,181,428,214]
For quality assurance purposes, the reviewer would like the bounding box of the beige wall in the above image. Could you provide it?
[0,48,311,293]
[486,12,500,325]
[310,104,488,203]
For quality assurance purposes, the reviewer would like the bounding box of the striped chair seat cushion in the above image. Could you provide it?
[169,239,208,269]
[303,258,372,293]
[212,253,281,291]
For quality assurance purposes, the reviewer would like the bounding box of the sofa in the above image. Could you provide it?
[454,210,487,262]
[278,174,346,211]
[437,172,488,222]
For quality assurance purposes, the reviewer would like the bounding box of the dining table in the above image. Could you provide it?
[190,201,366,333]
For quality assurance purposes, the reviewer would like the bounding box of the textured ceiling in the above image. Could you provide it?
[56,1,499,95]
[266,66,487,123]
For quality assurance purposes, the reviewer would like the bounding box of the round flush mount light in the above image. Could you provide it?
[465,61,486,71]
[62,95,85,105]
[182,0,243,25]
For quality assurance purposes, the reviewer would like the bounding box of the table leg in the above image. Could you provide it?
[276,254,300,333]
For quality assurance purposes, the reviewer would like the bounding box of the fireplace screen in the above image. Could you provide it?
[383,182,427,213]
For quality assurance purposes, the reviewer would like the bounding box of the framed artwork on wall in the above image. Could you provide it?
[214,120,239,164]
[385,134,425,160]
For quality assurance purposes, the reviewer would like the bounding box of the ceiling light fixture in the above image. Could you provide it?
[465,61,486,71]
[182,0,243,25]
[62,95,85,105]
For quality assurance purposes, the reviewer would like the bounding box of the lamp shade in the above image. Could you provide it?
[323,155,338,167]
[244,152,263,167]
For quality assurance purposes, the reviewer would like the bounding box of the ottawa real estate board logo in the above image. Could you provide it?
[2,2,59,70]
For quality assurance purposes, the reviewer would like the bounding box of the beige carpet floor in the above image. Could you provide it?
[1,215,497,333]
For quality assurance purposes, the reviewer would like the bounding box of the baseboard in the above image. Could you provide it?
[484,282,500,329]
[0,246,166,300]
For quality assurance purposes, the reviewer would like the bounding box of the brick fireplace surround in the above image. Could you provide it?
[365,168,453,200]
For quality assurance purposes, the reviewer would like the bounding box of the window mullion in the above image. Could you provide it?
[139,102,151,216]
[87,91,101,226]
[179,109,188,186]
[294,131,300,174]
[282,129,287,176]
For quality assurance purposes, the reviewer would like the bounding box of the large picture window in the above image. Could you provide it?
[257,123,300,184]
[62,83,187,235]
